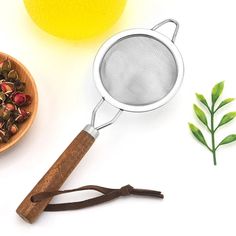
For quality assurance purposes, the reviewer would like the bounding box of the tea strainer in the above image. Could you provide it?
[17,19,184,223]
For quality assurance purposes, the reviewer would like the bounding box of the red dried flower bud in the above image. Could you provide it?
[15,108,30,123]
[1,82,14,94]
[12,92,27,106]
[9,124,18,135]
[19,108,30,117]
[5,103,16,111]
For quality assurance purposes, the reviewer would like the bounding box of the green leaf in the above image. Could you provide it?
[188,123,208,147]
[196,93,209,108]
[218,134,236,146]
[212,81,224,104]
[218,112,236,127]
[193,104,208,126]
[216,98,235,110]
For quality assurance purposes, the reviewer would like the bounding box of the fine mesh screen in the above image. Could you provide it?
[100,35,178,106]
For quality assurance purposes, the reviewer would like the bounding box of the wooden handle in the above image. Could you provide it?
[16,129,95,223]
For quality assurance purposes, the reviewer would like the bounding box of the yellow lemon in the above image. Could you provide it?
[24,0,127,40]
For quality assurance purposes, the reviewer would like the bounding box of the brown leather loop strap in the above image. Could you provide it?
[31,185,164,212]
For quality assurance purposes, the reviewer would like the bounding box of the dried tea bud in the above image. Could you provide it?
[0,129,9,143]
[7,70,18,80]
[15,81,26,92]
[0,59,11,72]
[0,108,11,120]
[9,124,18,135]
[2,131,10,143]
[12,110,19,119]
[12,92,27,106]
[1,82,15,94]
[5,103,16,111]
[0,92,6,104]
[6,117,14,128]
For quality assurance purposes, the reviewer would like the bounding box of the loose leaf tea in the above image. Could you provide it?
[0,58,31,143]
[189,81,236,165]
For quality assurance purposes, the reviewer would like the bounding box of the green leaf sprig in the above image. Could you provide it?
[189,81,236,165]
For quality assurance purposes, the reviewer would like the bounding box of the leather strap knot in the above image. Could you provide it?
[31,184,164,212]
[120,185,134,196]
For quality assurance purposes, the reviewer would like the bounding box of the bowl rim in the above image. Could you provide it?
[0,52,38,153]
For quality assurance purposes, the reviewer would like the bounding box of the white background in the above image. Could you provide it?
[1,0,236,235]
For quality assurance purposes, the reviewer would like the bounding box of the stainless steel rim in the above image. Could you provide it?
[93,28,184,113]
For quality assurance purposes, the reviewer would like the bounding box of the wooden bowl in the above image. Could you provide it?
[0,52,38,153]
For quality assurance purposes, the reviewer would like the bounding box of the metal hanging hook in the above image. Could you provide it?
[152,19,179,43]
[90,98,123,131]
